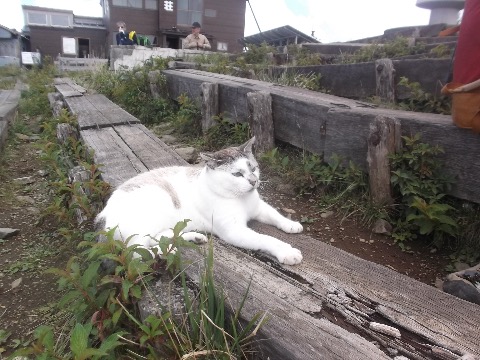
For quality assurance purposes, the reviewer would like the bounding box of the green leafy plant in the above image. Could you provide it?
[390,134,457,247]
[396,76,451,114]
[202,115,250,151]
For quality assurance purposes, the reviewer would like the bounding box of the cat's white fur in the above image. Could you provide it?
[95,137,303,265]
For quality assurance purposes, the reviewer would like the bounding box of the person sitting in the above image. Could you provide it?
[184,22,211,50]
[116,21,138,45]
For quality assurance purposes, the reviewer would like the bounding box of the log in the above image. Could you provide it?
[201,82,219,132]
[367,115,399,205]
[376,58,396,103]
[247,91,274,154]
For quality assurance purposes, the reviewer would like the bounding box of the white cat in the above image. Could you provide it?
[95,137,303,265]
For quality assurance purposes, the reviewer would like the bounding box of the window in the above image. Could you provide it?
[205,9,216,18]
[177,0,203,26]
[51,14,69,27]
[145,0,158,10]
[112,0,142,8]
[28,12,47,25]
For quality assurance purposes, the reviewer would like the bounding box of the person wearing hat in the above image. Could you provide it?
[184,22,211,50]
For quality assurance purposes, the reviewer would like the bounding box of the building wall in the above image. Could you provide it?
[104,0,246,53]
[0,28,21,59]
[28,26,107,59]
[106,0,159,46]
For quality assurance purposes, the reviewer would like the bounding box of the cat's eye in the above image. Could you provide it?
[232,172,243,177]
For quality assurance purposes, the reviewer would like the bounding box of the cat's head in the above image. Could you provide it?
[200,137,260,195]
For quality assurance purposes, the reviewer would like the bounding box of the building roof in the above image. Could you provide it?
[241,25,320,46]
[0,24,19,36]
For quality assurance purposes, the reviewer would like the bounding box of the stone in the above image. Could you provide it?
[37,170,48,177]
[276,183,296,196]
[0,228,20,239]
[160,134,177,144]
[16,195,35,205]
[13,176,35,185]
[175,146,198,164]
[320,210,334,218]
[372,219,392,235]
[455,262,471,272]
[15,133,30,141]
[282,208,296,214]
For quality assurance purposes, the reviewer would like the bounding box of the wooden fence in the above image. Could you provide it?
[161,68,480,205]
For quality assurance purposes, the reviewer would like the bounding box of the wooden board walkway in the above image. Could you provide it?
[54,78,480,360]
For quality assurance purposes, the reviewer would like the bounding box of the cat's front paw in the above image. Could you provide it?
[183,231,208,244]
[280,220,303,234]
[277,247,303,265]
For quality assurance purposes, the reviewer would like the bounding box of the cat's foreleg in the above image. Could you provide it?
[218,226,303,265]
[254,200,303,234]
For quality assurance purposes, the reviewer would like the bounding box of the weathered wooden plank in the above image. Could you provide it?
[65,95,140,130]
[80,127,147,188]
[85,94,140,127]
[180,241,391,360]
[163,69,480,204]
[248,222,480,359]
[113,124,186,170]
[54,83,84,98]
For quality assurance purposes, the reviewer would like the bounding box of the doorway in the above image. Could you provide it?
[78,38,90,58]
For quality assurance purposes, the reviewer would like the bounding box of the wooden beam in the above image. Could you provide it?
[376,59,395,103]
[201,82,219,132]
[247,91,274,154]
[367,116,399,205]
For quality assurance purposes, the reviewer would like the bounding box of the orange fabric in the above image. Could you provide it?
[438,25,460,37]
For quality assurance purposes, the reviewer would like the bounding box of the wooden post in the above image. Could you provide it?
[247,91,274,154]
[375,58,395,103]
[201,82,219,132]
[367,115,400,206]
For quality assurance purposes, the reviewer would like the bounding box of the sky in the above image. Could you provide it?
[1,0,433,43]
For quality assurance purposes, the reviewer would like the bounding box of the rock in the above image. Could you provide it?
[0,228,20,239]
[442,280,480,305]
[276,183,296,196]
[320,210,334,218]
[13,176,35,185]
[372,219,392,235]
[16,195,35,205]
[37,169,49,177]
[175,146,198,164]
[15,133,30,141]
[455,262,471,272]
[282,208,296,214]
[29,135,41,141]
[160,134,177,144]
[26,207,40,215]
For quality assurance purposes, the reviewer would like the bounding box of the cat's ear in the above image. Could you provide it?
[200,152,219,169]
[238,136,255,154]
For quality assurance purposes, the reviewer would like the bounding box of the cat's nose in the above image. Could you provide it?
[247,175,257,187]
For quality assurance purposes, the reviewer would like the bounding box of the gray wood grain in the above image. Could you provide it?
[250,221,480,358]
[181,241,391,360]
[65,95,140,130]
[80,127,147,188]
[113,124,186,169]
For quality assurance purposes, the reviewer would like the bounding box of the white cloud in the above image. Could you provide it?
[245,0,432,43]
[1,0,434,44]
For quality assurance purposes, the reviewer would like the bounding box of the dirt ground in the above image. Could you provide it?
[0,120,450,356]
